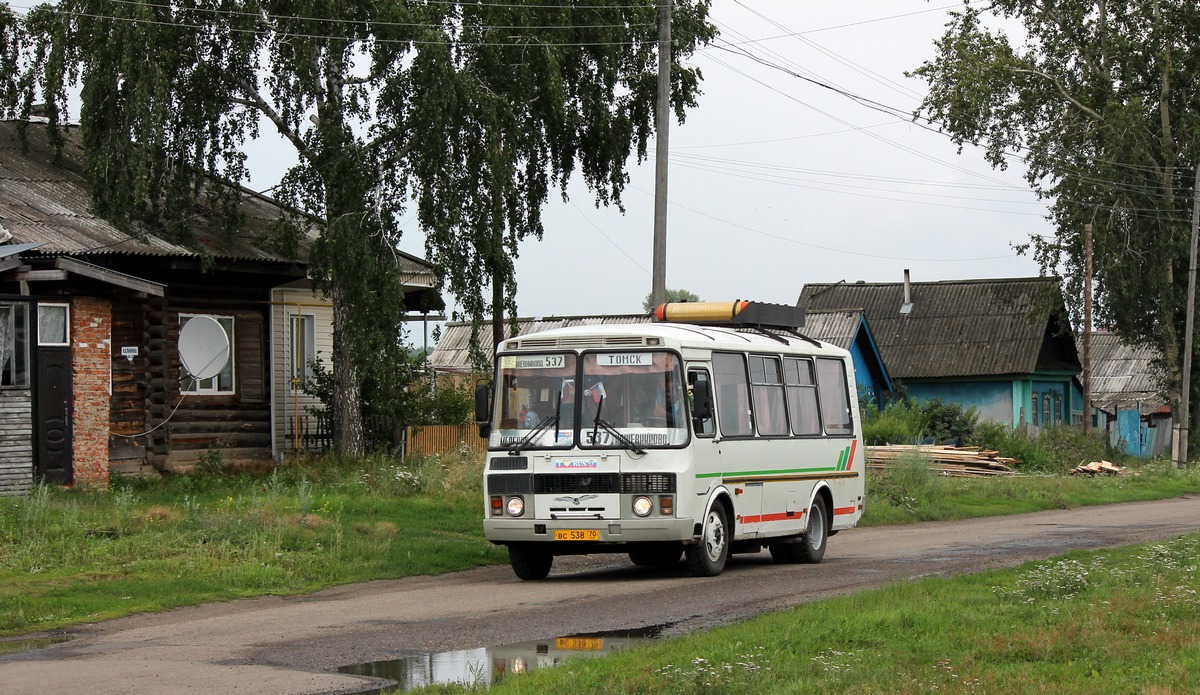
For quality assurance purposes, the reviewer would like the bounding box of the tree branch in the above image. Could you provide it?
[1011,67,1104,122]
[231,86,312,161]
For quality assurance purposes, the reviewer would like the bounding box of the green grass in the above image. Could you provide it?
[864,453,1200,525]
[0,447,1196,638]
[419,534,1200,694]
[0,447,505,636]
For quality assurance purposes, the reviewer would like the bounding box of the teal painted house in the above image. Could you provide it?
[799,276,1082,430]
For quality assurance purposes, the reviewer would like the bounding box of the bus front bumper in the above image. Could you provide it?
[484,517,696,545]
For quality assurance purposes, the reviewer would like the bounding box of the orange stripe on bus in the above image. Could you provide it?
[845,439,858,471]
[833,506,856,516]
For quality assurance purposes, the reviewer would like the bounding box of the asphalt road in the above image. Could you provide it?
[3,495,1199,694]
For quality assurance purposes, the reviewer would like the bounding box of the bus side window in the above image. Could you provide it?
[688,369,715,437]
[713,352,753,436]
[816,357,854,435]
[784,357,821,435]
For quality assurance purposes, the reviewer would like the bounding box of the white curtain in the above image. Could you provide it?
[0,305,11,384]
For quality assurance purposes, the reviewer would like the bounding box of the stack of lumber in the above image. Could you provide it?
[1070,460,1126,476]
[865,444,1021,477]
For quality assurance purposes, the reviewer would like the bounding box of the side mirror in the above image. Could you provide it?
[691,379,713,421]
[474,380,491,424]
[474,381,492,440]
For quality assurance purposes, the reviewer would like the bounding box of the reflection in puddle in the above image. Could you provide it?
[0,635,71,655]
[339,626,664,693]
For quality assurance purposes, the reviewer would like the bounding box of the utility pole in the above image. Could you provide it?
[650,0,672,308]
[1083,223,1093,436]
[1177,162,1200,468]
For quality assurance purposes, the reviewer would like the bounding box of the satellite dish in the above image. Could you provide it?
[178,316,230,381]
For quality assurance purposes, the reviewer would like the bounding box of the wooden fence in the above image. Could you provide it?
[282,415,485,459]
[405,424,487,458]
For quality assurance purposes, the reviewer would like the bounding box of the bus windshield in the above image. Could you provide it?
[580,351,688,449]
[491,353,577,451]
[488,350,689,451]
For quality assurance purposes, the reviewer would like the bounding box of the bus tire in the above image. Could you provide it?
[770,497,828,564]
[508,544,553,580]
[686,503,730,577]
[797,497,828,563]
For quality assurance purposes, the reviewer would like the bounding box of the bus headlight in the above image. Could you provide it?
[632,496,653,517]
[507,496,525,517]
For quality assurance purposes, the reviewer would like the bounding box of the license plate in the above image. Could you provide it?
[553,529,599,541]
[556,637,603,650]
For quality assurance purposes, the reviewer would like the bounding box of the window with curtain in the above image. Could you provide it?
[290,314,316,384]
[38,303,69,346]
[0,304,30,388]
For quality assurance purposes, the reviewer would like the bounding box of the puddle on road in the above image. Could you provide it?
[339,626,664,693]
[0,635,71,655]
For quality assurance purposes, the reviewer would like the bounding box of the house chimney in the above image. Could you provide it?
[900,269,914,315]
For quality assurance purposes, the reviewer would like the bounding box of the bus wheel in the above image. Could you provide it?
[770,497,828,564]
[508,544,553,580]
[686,503,730,577]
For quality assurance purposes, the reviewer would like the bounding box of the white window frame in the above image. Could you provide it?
[289,313,317,385]
[179,313,236,395]
[37,302,70,347]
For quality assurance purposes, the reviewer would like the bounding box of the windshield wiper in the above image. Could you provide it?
[508,415,557,455]
[591,395,646,455]
[508,390,563,456]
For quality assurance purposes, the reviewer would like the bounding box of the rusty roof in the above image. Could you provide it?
[0,120,434,286]
[799,277,1079,379]
[1085,331,1167,413]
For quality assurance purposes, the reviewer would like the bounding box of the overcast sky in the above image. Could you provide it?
[242,1,1051,321]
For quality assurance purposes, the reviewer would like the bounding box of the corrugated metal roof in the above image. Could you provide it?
[1085,332,1166,412]
[802,309,862,350]
[429,314,655,372]
[0,121,435,286]
[799,277,1077,379]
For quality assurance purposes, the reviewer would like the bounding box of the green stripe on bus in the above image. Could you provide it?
[696,466,840,479]
[836,448,847,471]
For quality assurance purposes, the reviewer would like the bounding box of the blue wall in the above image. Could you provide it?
[905,381,1014,424]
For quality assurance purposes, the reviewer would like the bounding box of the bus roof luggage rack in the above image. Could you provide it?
[653,300,819,346]
[653,300,805,330]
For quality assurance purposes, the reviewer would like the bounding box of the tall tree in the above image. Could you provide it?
[643,287,701,312]
[9,0,716,455]
[911,0,1200,453]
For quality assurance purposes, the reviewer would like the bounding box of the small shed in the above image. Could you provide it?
[1086,331,1172,457]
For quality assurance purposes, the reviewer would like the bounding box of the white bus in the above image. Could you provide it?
[475,301,865,579]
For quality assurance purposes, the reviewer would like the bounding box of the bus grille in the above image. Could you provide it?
[488,474,533,494]
[534,473,620,495]
[492,473,677,495]
[621,473,677,493]
[489,457,528,470]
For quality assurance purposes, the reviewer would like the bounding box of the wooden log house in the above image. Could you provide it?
[0,120,438,491]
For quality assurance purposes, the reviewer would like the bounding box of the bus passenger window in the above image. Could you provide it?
[688,369,715,437]
[816,358,853,435]
[749,355,787,436]
[784,358,821,435]
[713,353,753,436]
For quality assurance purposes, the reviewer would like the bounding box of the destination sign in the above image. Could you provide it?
[595,353,652,367]
[501,354,565,369]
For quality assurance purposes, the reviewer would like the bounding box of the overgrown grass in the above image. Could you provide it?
[0,446,504,636]
[419,534,1200,694]
[864,453,1200,525]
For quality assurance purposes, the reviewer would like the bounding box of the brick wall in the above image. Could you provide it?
[71,297,112,488]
